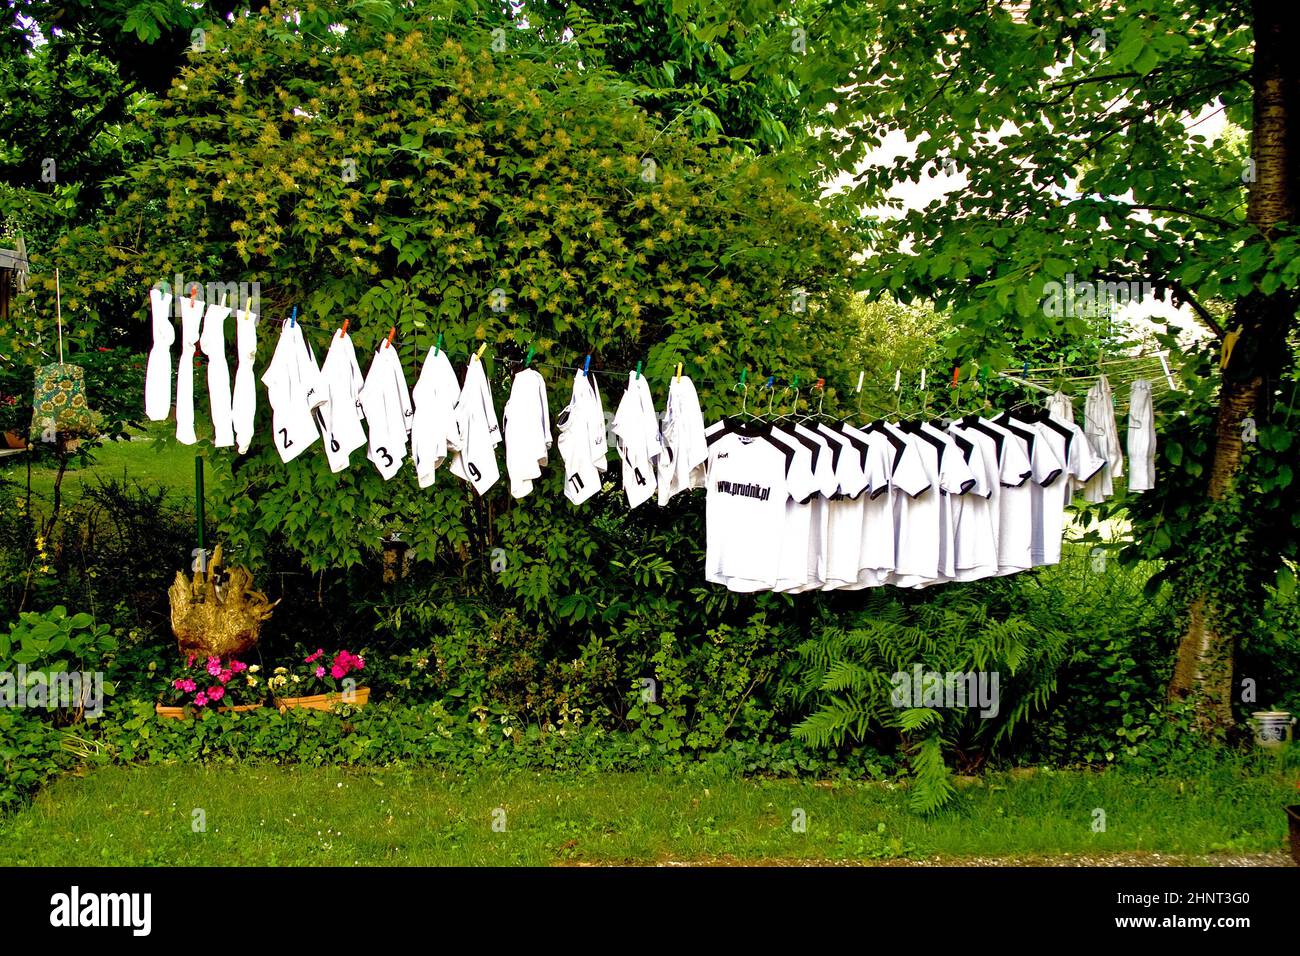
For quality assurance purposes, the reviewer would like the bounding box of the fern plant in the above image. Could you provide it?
[794,588,1075,812]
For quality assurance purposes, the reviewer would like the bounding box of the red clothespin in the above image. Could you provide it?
[815,377,825,390]
[386,326,396,349]
[189,284,199,303]
[340,318,349,338]
[950,364,961,388]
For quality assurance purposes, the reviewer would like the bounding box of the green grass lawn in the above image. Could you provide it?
[0,422,197,509]
[0,764,1293,866]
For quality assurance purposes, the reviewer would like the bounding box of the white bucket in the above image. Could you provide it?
[1251,710,1295,748]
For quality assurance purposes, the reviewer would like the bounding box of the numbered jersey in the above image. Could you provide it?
[261,320,325,463]
[358,343,412,481]
[319,331,368,473]
[611,372,660,508]
[447,353,502,495]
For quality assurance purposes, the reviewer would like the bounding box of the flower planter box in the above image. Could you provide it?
[2,430,25,449]
[155,702,265,720]
[274,687,370,712]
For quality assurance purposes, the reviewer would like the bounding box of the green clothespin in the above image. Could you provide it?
[525,344,535,367]
[635,360,642,380]
[434,332,443,357]
[740,368,748,385]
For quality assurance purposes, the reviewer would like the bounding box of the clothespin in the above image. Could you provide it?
[765,375,774,389]
[635,360,642,380]
[340,318,349,338]
[1022,359,1029,378]
[893,369,901,392]
[583,354,592,376]
[978,365,989,388]
[386,326,397,348]
[856,370,864,394]
[525,344,535,368]
[950,363,960,388]
[675,362,683,382]
[920,369,927,390]
[190,284,199,303]
[433,332,443,357]
[740,368,748,386]
[475,342,488,360]
[290,306,297,328]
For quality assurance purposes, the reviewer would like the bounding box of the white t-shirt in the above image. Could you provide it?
[704,422,816,592]
[612,373,660,508]
[816,424,871,590]
[657,375,708,505]
[908,422,978,589]
[261,320,325,463]
[231,307,258,454]
[503,368,552,499]
[409,347,460,489]
[318,331,368,473]
[977,418,1039,574]
[448,354,502,495]
[1031,414,1105,566]
[843,425,899,588]
[883,425,944,587]
[946,424,1000,582]
[358,343,412,480]
[145,288,174,422]
[556,370,607,505]
[785,423,839,592]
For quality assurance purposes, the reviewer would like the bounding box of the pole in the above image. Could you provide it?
[194,455,206,570]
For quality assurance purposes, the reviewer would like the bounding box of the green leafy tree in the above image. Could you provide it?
[722,0,1300,731]
[74,0,856,628]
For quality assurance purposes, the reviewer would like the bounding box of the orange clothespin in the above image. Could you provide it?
[189,284,199,303]
[340,318,349,338]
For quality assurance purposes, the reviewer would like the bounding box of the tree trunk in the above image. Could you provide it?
[1168,0,1299,728]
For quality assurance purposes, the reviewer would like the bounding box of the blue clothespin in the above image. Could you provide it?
[765,375,774,389]
[1022,359,1028,378]
[290,306,297,328]
[583,354,591,376]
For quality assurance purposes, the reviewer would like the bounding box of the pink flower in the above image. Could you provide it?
[207,656,222,676]
[181,679,197,693]
[218,669,233,685]
[354,655,364,670]
[186,654,196,667]
[315,666,326,678]
[330,664,346,679]
[208,686,225,702]
[194,692,209,707]
[231,661,248,673]
[305,649,325,664]
[173,678,186,690]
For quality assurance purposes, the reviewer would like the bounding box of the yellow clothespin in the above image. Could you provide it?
[675,362,683,382]
[475,342,488,361]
